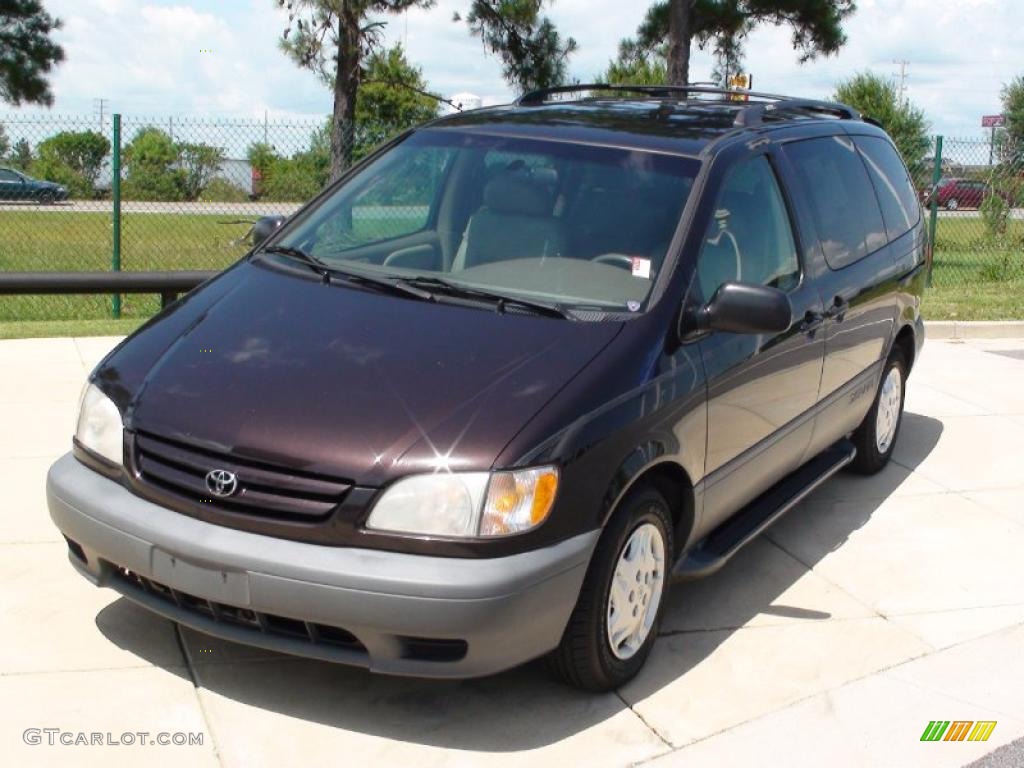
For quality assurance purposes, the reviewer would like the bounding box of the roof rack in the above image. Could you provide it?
[733,98,861,126]
[515,83,862,127]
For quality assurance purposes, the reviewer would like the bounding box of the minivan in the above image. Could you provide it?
[48,85,927,691]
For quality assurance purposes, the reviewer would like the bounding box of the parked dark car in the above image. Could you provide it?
[48,85,927,691]
[923,177,1007,210]
[0,166,69,203]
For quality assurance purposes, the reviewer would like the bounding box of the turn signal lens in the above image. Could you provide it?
[479,466,559,537]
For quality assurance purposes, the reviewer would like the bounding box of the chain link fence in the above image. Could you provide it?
[1,113,1023,324]
[0,113,330,322]
[906,135,1024,291]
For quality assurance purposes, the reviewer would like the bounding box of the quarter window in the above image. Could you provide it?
[784,135,888,269]
[696,155,800,299]
[854,136,921,241]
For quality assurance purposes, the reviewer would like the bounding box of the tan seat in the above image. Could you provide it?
[453,175,566,271]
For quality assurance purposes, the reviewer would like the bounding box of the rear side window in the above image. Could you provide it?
[784,135,887,270]
[854,136,920,241]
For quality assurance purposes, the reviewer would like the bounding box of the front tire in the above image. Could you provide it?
[850,350,907,475]
[548,485,672,691]
[946,198,959,211]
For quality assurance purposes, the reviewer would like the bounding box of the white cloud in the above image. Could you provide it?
[7,0,1021,138]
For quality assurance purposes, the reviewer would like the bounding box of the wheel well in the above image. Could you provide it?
[893,324,916,372]
[635,463,695,557]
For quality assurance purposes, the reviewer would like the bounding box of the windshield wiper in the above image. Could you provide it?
[397,276,570,319]
[260,246,433,299]
[260,245,331,278]
[259,249,568,317]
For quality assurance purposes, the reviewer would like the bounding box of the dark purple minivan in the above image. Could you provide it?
[48,85,926,690]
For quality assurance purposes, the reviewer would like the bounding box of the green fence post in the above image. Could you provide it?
[926,135,943,288]
[111,113,122,318]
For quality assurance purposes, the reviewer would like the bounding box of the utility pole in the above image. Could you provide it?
[93,98,109,133]
[893,60,909,105]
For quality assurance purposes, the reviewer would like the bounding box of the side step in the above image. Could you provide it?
[672,440,856,581]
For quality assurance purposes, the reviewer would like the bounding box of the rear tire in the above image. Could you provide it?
[547,485,672,691]
[946,198,959,211]
[850,350,907,475]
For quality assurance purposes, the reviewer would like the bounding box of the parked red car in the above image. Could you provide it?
[923,177,1008,210]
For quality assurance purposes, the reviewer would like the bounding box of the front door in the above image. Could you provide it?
[693,151,825,529]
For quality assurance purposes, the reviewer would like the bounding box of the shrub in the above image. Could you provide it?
[261,153,328,202]
[980,193,1010,241]
[198,178,250,203]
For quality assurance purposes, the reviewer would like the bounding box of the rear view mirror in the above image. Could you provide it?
[692,281,792,335]
[252,215,286,248]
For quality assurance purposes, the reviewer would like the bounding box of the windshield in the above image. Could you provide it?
[274,130,700,314]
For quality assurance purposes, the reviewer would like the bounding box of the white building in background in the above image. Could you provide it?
[444,93,483,115]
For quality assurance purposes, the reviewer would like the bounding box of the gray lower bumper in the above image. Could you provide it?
[47,453,598,678]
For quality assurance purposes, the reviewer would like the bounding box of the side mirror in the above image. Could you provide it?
[691,281,792,335]
[251,215,286,247]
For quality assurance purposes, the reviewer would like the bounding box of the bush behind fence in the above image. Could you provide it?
[1,112,1023,323]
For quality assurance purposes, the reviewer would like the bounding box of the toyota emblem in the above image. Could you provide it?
[205,469,239,497]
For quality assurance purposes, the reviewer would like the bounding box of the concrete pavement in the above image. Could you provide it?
[2,335,1023,767]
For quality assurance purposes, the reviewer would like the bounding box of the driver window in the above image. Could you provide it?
[696,155,799,300]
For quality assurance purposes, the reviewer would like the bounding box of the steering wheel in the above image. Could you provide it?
[591,253,635,271]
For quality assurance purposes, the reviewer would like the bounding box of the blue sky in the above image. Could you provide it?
[10,0,1020,138]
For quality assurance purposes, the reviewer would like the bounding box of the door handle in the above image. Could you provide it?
[801,309,824,334]
[824,295,850,320]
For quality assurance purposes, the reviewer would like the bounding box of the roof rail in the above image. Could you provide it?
[734,99,862,127]
[516,83,794,106]
[516,84,864,127]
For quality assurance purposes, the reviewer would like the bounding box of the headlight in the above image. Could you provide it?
[75,382,124,466]
[367,466,559,538]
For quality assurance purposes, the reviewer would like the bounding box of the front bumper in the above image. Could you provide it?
[47,453,598,678]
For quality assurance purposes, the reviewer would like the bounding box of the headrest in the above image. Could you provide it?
[483,175,552,217]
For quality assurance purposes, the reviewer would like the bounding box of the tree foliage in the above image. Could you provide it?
[597,40,668,86]
[634,0,855,86]
[31,129,110,198]
[833,72,929,167]
[1001,75,1024,151]
[355,43,439,158]
[9,137,32,169]
[0,0,65,106]
[277,0,434,181]
[455,1,577,94]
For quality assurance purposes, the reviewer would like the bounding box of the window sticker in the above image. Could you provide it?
[631,257,652,279]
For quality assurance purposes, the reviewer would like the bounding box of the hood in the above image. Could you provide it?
[96,258,622,485]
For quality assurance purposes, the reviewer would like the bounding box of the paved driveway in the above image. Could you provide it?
[2,335,1023,767]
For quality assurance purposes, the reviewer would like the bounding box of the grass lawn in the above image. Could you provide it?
[923,217,1024,320]
[1,209,1022,335]
[0,209,417,323]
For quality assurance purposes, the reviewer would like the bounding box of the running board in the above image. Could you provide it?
[672,440,856,581]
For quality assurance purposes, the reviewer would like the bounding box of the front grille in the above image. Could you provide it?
[133,431,351,521]
[109,563,366,652]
